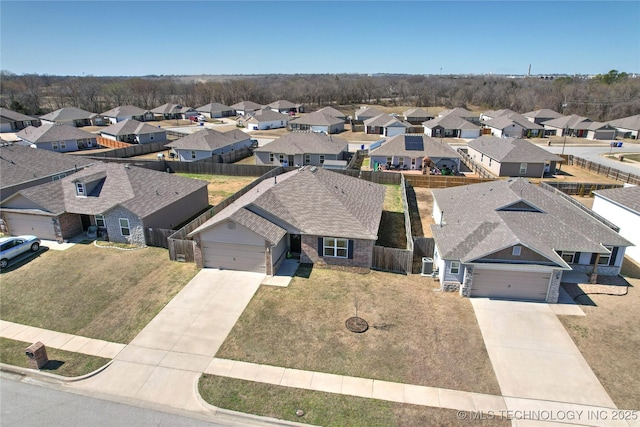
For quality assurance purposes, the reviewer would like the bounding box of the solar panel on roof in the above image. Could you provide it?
[404,135,424,151]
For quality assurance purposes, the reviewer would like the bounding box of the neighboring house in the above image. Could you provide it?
[254,132,349,167]
[523,108,563,126]
[0,163,208,245]
[438,107,480,125]
[430,178,631,303]
[0,144,96,200]
[101,105,153,124]
[541,114,591,137]
[288,112,345,134]
[244,109,289,130]
[266,100,301,114]
[40,107,102,127]
[188,167,385,274]
[403,108,434,125]
[166,128,252,162]
[482,112,544,138]
[608,114,640,139]
[316,106,347,121]
[16,123,98,152]
[151,103,198,120]
[99,119,167,144]
[592,185,640,264]
[423,115,481,139]
[466,136,563,177]
[230,101,263,116]
[0,108,41,133]
[195,102,236,118]
[354,106,385,121]
[369,134,462,172]
[586,122,617,140]
[479,108,517,122]
[364,114,411,137]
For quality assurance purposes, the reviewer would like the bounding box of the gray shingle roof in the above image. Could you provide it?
[541,114,590,129]
[403,108,432,118]
[101,105,149,118]
[255,133,348,155]
[289,111,343,126]
[166,128,250,151]
[7,163,208,218]
[355,106,384,119]
[151,103,195,114]
[316,106,346,118]
[230,101,263,111]
[467,136,563,163]
[594,186,640,215]
[0,108,38,122]
[423,115,480,130]
[364,114,410,128]
[16,123,97,144]
[483,113,544,130]
[370,134,462,158]
[481,109,517,120]
[40,107,96,121]
[246,109,289,123]
[439,107,477,119]
[523,109,563,120]
[608,114,640,131]
[431,178,631,264]
[100,119,163,137]
[267,100,296,109]
[196,102,234,114]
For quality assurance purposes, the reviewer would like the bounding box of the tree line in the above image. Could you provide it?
[1,70,638,121]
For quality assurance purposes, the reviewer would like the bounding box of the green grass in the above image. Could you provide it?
[0,337,110,377]
[0,244,198,343]
[383,184,403,212]
[199,376,508,427]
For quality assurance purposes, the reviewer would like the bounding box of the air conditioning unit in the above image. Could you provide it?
[421,257,433,276]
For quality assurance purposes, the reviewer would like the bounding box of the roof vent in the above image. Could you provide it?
[310,166,317,173]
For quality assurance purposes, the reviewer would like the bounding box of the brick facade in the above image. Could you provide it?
[57,213,83,241]
[300,234,374,269]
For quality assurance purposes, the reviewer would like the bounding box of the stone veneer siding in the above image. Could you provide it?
[104,206,145,246]
[300,234,374,269]
[547,269,562,303]
[460,265,473,297]
[569,263,622,276]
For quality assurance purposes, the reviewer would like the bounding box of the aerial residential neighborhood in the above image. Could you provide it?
[1,1,639,426]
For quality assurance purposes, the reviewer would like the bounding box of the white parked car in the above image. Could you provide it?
[0,235,41,269]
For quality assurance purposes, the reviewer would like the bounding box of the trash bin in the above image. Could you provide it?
[617,142,623,147]
[25,342,48,369]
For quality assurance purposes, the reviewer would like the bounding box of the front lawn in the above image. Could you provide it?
[175,173,256,206]
[0,244,198,343]
[216,266,500,395]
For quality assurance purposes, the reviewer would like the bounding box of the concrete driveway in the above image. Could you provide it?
[471,298,616,408]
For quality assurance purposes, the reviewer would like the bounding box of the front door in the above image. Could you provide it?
[288,155,295,166]
[290,234,301,254]
[80,215,91,231]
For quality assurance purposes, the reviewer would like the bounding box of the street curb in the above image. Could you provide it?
[0,360,113,383]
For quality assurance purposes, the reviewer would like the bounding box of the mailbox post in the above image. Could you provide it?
[25,342,48,369]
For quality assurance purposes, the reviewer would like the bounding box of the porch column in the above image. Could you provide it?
[590,253,600,284]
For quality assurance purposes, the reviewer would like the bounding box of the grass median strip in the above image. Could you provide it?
[0,337,110,377]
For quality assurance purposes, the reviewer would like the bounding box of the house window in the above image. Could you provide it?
[191,151,196,159]
[269,153,275,163]
[450,261,460,275]
[119,218,130,236]
[386,157,392,165]
[95,214,105,227]
[560,251,576,263]
[52,142,59,150]
[398,157,404,167]
[60,141,66,149]
[75,182,85,196]
[319,155,325,164]
[520,163,528,174]
[304,154,311,165]
[598,246,613,265]
[279,154,285,164]
[52,173,66,181]
[512,246,522,256]
[323,237,348,258]
[411,158,416,168]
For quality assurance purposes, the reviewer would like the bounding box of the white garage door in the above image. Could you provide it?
[202,241,266,273]
[3,212,57,240]
[471,269,551,302]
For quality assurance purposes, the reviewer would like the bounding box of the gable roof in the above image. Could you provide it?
[541,114,590,129]
[403,108,432,118]
[267,100,297,109]
[166,128,249,151]
[100,119,163,137]
[523,109,563,120]
[364,114,410,128]
[467,136,563,163]
[289,111,343,126]
[151,103,195,114]
[423,115,480,130]
[431,178,631,264]
[0,144,96,196]
[586,121,616,131]
[594,185,640,215]
[40,107,96,122]
[316,106,346,118]
[190,167,385,241]
[255,133,348,155]
[439,107,477,119]
[246,109,289,123]
[230,101,263,111]
[196,102,234,113]
[0,107,38,123]
[370,134,462,158]
[483,113,544,131]
[16,123,97,143]
[607,114,640,131]
[481,109,517,120]
[355,106,384,119]
[101,105,149,118]
[4,163,208,218]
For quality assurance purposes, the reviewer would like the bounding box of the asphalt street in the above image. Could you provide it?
[544,143,640,175]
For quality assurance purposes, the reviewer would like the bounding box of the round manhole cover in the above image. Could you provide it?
[345,316,368,333]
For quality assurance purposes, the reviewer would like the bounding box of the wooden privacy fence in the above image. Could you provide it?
[405,174,494,188]
[569,155,640,185]
[96,136,133,149]
[145,228,174,249]
[371,246,413,274]
[413,237,435,258]
[167,161,275,176]
[95,140,170,158]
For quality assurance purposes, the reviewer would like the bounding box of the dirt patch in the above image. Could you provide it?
[411,187,435,237]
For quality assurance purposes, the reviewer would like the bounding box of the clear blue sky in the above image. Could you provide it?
[1,1,638,76]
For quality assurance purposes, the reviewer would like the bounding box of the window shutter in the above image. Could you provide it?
[318,237,323,257]
[348,240,354,259]
[590,253,597,264]
[610,247,619,266]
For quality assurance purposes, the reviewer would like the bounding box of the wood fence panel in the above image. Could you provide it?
[570,156,640,185]
[145,228,173,248]
[405,175,494,188]
[371,246,412,274]
[413,237,435,258]
[168,238,195,263]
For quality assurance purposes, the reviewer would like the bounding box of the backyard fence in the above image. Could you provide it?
[96,136,133,149]
[93,140,170,158]
[457,148,497,179]
[404,174,494,188]
[569,155,640,185]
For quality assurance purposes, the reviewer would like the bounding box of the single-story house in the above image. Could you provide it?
[288,112,345,134]
[369,134,462,172]
[101,105,154,124]
[16,123,98,152]
[541,114,591,137]
[592,185,640,264]
[40,107,103,127]
[244,109,289,131]
[99,119,167,144]
[364,114,411,137]
[151,103,198,120]
[608,114,640,139]
[0,163,209,245]
[195,102,236,118]
[523,108,563,126]
[266,100,302,114]
[438,107,480,125]
[403,108,434,125]
[188,167,385,274]
[430,178,631,303]
[230,101,263,116]
[0,144,96,200]
[482,113,544,138]
[479,109,517,122]
[423,115,481,139]
[466,136,563,177]
[166,128,252,162]
[586,122,617,140]
[316,106,346,121]
[354,106,385,121]
[254,132,349,167]
[0,108,41,133]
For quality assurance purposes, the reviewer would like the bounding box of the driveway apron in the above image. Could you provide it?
[471,298,616,408]
[71,269,264,413]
